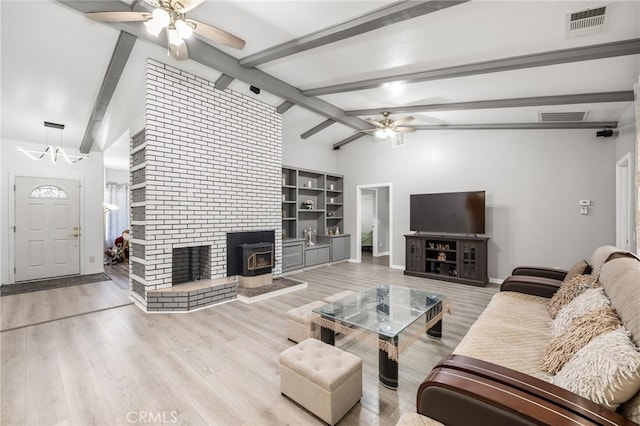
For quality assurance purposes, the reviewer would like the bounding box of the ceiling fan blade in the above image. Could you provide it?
[144,0,162,8]
[392,116,414,126]
[173,0,205,13]
[364,118,385,128]
[86,11,150,22]
[187,19,246,50]
[169,40,189,61]
[394,126,416,133]
[354,128,380,133]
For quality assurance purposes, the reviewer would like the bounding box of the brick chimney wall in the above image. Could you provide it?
[129,59,282,310]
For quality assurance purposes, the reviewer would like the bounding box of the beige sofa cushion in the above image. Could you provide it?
[551,327,640,410]
[599,257,640,348]
[454,291,551,380]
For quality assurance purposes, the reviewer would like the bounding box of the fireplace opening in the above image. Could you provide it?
[172,245,211,285]
[241,242,274,276]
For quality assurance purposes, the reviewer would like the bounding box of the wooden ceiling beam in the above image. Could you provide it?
[79,31,136,153]
[346,91,635,116]
[239,1,469,68]
[304,38,640,96]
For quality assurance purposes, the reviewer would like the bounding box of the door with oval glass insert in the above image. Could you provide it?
[14,177,80,282]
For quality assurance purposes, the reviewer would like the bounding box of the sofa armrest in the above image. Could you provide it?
[500,275,561,298]
[417,354,637,426]
[511,266,568,281]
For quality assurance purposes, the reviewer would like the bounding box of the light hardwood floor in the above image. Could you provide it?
[0,261,498,426]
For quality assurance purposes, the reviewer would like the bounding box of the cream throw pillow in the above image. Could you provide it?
[551,327,640,409]
[551,287,609,337]
[548,274,599,319]
[541,306,621,375]
[564,259,590,282]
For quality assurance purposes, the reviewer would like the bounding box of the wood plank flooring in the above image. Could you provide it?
[0,261,498,426]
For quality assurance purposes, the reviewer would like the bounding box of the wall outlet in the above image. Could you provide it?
[89,256,96,263]
[580,207,589,215]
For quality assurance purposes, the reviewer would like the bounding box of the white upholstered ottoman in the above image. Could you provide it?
[279,338,362,425]
[286,300,326,343]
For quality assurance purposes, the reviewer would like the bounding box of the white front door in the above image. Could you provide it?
[14,177,80,282]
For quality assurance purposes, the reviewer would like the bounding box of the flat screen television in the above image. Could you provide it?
[410,191,485,234]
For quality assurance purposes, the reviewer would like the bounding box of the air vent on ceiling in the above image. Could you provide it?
[538,111,587,122]
[566,5,607,38]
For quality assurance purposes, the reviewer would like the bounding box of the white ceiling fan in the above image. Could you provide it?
[87,0,246,61]
[357,111,416,138]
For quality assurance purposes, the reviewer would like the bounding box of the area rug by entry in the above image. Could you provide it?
[0,273,111,296]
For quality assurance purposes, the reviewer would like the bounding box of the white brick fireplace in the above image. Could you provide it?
[129,59,282,312]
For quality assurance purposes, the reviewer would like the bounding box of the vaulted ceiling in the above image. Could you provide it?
[2,0,639,163]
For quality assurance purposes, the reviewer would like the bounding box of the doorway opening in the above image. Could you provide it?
[616,152,635,251]
[356,184,392,266]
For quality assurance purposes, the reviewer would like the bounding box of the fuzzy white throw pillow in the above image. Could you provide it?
[551,287,610,337]
[552,327,640,409]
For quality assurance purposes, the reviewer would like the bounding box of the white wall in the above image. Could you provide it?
[282,107,338,173]
[337,130,616,280]
[1,139,105,284]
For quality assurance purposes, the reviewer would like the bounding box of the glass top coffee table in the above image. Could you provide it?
[313,284,445,389]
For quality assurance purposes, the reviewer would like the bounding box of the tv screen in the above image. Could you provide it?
[410,191,485,234]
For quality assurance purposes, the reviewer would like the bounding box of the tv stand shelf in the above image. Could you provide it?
[404,234,489,286]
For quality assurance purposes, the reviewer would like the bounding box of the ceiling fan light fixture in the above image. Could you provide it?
[144,15,165,36]
[168,28,184,46]
[175,19,193,39]
[152,7,170,27]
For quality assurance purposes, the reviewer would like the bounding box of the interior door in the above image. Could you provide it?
[14,177,80,281]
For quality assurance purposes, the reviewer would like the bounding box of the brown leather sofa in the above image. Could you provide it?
[411,246,640,426]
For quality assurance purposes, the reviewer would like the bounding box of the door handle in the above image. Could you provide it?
[69,233,79,237]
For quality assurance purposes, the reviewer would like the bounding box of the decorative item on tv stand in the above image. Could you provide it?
[303,228,317,246]
[301,199,314,209]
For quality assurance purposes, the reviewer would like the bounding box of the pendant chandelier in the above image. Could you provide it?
[15,121,88,164]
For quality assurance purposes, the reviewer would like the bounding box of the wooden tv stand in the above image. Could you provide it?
[404,233,489,287]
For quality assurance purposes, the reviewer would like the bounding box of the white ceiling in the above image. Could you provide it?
[2,0,639,161]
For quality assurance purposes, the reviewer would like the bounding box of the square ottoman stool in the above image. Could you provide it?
[280,338,362,425]
[286,300,326,343]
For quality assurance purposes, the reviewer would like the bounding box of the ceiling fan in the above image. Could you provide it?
[357,112,416,137]
[87,0,246,61]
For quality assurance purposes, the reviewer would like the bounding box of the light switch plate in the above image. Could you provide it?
[579,200,591,206]
[580,207,589,215]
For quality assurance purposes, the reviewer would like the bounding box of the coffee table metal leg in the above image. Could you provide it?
[379,335,398,389]
[426,318,442,339]
[320,319,335,345]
